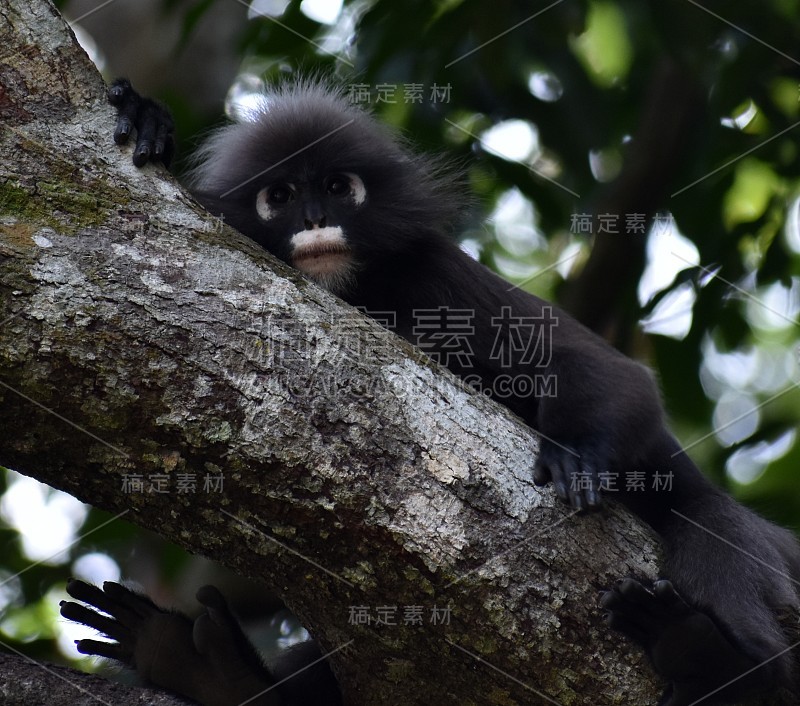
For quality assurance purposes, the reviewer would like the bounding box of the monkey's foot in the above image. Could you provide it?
[601,578,765,706]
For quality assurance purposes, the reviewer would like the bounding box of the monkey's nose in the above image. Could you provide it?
[304,216,327,229]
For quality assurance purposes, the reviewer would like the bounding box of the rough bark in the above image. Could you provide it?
[0,1,664,704]
[0,653,190,706]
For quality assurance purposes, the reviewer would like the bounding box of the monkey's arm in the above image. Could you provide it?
[437,259,667,513]
[108,79,175,168]
[531,338,664,512]
[60,579,337,706]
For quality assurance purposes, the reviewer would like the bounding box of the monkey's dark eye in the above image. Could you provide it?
[325,172,366,205]
[325,174,351,197]
[267,184,294,204]
[256,184,295,221]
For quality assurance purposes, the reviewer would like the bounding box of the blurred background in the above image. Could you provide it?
[2,0,799,680]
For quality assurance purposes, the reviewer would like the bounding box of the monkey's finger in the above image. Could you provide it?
[66,579,149,625]
[602,606,649,645]
[153,123,171,163]
[548,458,570,505]
[600,583,664,644]
[600,581,650,611]
[103,580,162,620]
[195,584,248,638]
[107,78,133,107]
[75,637,132,663]
[562,454,589,511]
[65,577,99,601]
[134,102,174,167]
[133,139,153,167]
[65,579,127,618]
[653,580,692,615]
[616,577,656,605]
[534,443,571,503]
[161,136,175,169]
[60,600,133,643]
[579,454,602,509]
[193,586,258,672]
[532,439,558,487]
[110,88,141,145]
[613,578,679,623]
[532,457,551,486]
[114,116,135,145]
[132,110,156,166]
[195,584,229,612]
[599,585,625,610]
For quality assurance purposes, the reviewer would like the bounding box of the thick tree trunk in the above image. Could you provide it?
[0,1,664,704]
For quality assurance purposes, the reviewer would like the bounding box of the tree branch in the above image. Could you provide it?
[0,1,663,704]
[0,653,190,706]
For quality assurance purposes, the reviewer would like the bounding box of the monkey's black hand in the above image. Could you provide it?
[532,439,603,511]
[60,579,281,706]
[108,78,175,168]
[601,578,761,706]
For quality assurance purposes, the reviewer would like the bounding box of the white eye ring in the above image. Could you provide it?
[344,172,366,206]
[255,189,275,221]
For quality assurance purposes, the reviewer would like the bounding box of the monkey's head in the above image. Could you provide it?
[189,80,466,295]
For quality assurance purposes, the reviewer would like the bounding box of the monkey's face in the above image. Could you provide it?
[252,171,367,294]
[189,84,466,297]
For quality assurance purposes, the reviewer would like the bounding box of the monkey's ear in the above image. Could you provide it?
[108,78,175,168]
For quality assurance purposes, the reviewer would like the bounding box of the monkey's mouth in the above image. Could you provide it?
[292,242,353,277]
